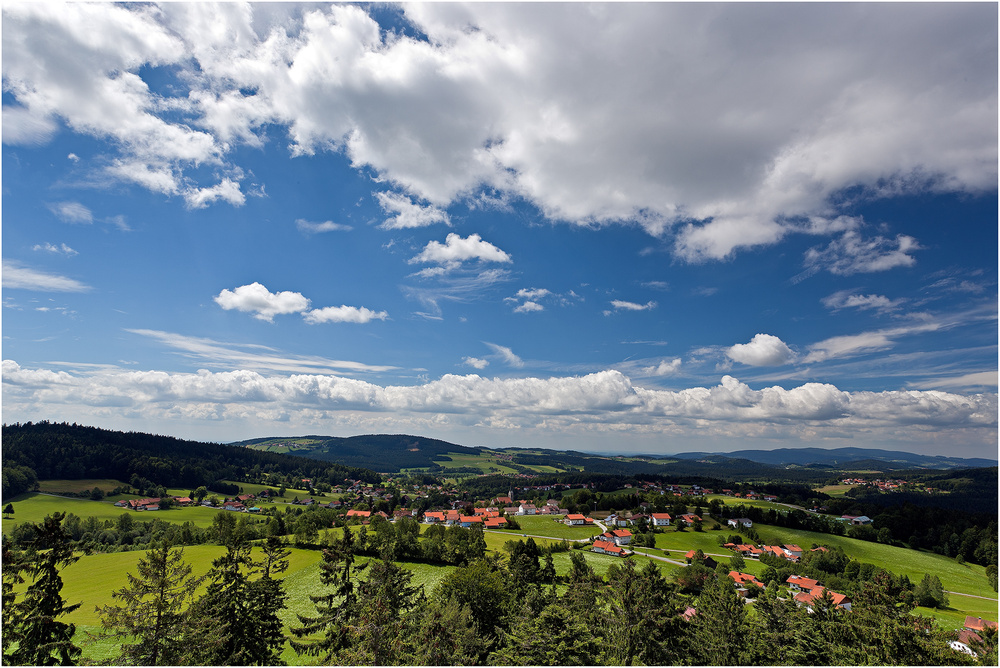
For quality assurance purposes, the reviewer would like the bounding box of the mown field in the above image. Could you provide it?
[1,493,231,530]
[752,524,995,600]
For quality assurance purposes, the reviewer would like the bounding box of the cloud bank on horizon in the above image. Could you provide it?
[2,2,996,457]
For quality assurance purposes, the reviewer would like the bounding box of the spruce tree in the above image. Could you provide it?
[181,536,289,665]
[290,525,362,661]
[3,513,81,666]
[95,542,205,665]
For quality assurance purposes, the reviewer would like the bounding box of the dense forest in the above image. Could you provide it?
[1,422,380,498]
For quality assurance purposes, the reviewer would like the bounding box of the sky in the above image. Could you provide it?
[2,2,997,459]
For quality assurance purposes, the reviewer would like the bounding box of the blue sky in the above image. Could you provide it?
[2,3,997,458]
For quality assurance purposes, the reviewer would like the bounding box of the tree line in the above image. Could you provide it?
[4,512,997,666]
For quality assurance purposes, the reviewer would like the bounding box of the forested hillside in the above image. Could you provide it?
[1,422,379,499]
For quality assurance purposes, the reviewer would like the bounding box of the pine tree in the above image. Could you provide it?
[181,536,289,665]
[3,513,82,666]
[290,525,362,661]
[96,542,205,665]
[687,571,750,665]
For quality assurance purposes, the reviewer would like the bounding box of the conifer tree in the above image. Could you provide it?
[687,571,750,665]
[3,513,81,666]
[290,525,363,661]
[95,542,204,665]
[181,536,289,665]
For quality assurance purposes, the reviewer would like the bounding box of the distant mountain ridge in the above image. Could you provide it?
[231,434,996,473]
[669,446,996,470]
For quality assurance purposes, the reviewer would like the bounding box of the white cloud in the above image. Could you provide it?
[484,342,524,368]
[462,356,489,370]
[4,363,994,445]
[516,288,552,301]
[604,300,656,316]
[2,106,58,145]
[514,301,544,313]
[125,329,397,375]
[184,178,245,209]
[727,333,796,367]
[32,243,78,257]
[213,282,311,322]
[296,219,352,234]
[47,201,93,224]
[642,358,682,376]
[822,290,903,313]
[376,192,450,230]
[303,305,388,324]
[2,260,91,292]
[4,3,990,258]
[410,233,512,267]
[804,231,921,276]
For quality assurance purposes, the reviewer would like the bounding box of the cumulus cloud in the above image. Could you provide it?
[727,333,796,367]
[604,300,656,316]
[4,3,992,259]
[804,231,921,276]
[4,363,994,443]
[2,260,91,292]
[514,301,544,313]
[410,233,512,268]
[184,178,245,209]
[303,305,388,324]
[462,356,489,370]
[32,243,78,257]
[376,192,450,230]
[214,283,310,322]
[642,358,682,376]
[47,201,93,224]
[296,219,352,234]
[506,287,581,313]
[214,283,389,325]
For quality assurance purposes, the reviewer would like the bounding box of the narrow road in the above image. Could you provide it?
[945,591,999,602]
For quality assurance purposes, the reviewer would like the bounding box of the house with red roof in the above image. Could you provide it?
[793,586,851,611]
[786,575,820,592]
[484,517,508,529]
[965,616,999,632]
[346,509,371,519]
[564,514,587,526]
[650,513,672,526]
[592,540,628,557]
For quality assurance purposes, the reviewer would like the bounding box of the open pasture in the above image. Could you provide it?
[752,524,995,600]
[511,514,601,540]
[1,492,231,532]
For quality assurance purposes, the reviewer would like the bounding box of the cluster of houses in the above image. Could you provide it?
[114,496,192,511]
[721,571,851,611]
[723,535,835,563]
[951,616,999,658]
[591,528,633,557]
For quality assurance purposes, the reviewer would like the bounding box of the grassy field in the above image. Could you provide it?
[1,492,233,531]
[813,484,857,497]
[510,515,602,541]
[752,524,995,600]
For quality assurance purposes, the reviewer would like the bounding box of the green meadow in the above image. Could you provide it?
[1,492,231,531]
[752,524,995,600]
